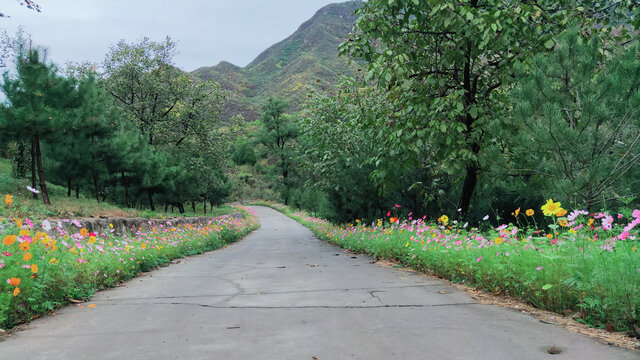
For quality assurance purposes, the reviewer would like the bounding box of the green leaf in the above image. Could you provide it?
[542,284,553,291]
[544,39,555,49]
[469,106,478,119]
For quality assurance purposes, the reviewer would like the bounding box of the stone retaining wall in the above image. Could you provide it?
[43,212,244,236]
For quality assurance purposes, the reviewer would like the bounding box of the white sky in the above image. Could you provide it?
[1,0,340,71]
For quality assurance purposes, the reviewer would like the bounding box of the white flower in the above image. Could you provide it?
[26,186,40,194]
[41,220,51,231]
[482,215,489,221]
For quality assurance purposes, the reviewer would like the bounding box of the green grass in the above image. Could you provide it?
[254,200,640,336]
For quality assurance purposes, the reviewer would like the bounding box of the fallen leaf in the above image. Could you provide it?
[438,290,447,294]
[87,304,96,308]
[69,299,83,303]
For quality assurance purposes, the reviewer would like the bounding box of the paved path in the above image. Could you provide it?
[2,206,637,359]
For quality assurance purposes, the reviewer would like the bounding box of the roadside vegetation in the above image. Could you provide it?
[0,194,258,329]
[255,200,640,336]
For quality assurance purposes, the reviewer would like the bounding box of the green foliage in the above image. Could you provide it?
[506,30,640,210]
[339,0,639,217]
[231,137,257,166]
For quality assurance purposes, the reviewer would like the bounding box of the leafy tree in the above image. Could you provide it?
[256,97,299,203]
[102,37,188,146]
[0,44,78,205]
[507,30,640,209]
[340,0,639,218]
[231,137,257,166]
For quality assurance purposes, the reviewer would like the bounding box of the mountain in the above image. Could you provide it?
[192,1,362,122]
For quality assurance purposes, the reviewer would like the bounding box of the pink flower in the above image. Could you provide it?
[618,231,629,240]
[476,257,482,262]
[633,209,640,219]
[2,252,12,256]
[618,213,623,219]
[394,204,401,208]
[536,266,543,271]
[77,258,86,263]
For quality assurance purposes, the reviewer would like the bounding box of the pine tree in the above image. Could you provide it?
[0,44,77,205]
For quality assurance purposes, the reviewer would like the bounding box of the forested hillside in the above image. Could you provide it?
[192,1,361,121]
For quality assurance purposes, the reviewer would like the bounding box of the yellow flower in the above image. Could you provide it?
[13,218,22,228]
[632,246,637,252]
[49,258,59,264]
[587,218,594,227]
[546,233,553,239]
[2,234,17,246]
[526,209,534,216]
[13,287,20,297]
[30,264,39,273]
[514,208,521,217]
[439,215,449,225]
[4,194,13,205]
[494,237,504,245]
[541,199,562,216]
[19,229,30,237]
[23,252,32,261]
[88,236,96,244]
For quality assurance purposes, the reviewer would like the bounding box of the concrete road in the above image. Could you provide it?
[2,206,637,359]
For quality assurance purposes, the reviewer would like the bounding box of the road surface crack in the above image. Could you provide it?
[369,290,385,305]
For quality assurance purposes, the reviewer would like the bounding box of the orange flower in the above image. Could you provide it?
[2,235,17,246]
[13,287,20,297]
[19,241,31,251]
[30,264,39,274]
[23,252,32,261]
[79,228,88,237]
[526,209,534,216]
[8,278,21,286]
[389,217,398,223]
[4,194,13,205]
[546,233,553,239]
[556,209,567,217]
[494,237,504,245]
[13,218,23,228]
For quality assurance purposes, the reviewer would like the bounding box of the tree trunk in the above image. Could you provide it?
[456,164,479,220]
[191,201,196,214]
[177,202,185,214]
[171,204,174,213]
[90,135,100,203]
[75,186,79,199]
[34,134,50,205]
[147,190,155,211]
[122,172,130,208]
[203,201,207,215]
[164,203,169,212]
[30,138,38,200]
[67,177,71,198]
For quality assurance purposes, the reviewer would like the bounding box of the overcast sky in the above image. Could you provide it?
[2,0,340,72]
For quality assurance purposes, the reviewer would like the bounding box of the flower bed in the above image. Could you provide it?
[0,198,258,329]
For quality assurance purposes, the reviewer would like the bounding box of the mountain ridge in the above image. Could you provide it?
[192,1,362,121]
